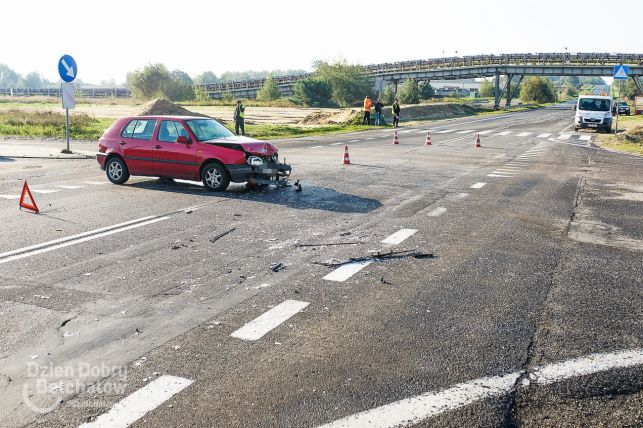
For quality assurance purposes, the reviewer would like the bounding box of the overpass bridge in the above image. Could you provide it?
[2,53,642,107]
[199,52,643,107]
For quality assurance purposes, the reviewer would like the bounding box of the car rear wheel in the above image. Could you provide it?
[106,157,130,184]
[202,161,230,192]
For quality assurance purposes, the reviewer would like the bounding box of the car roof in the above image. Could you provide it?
[126,115,210,120]
[578,95,611,100]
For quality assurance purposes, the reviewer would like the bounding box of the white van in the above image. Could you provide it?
[574,95,612,132]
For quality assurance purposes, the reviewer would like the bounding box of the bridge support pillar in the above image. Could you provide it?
[494,72,501,109]
[633,76,643,95]
[506,75,523,106]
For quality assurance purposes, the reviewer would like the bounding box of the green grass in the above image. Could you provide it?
[224,123,381,140]
[595,114,643,156]
[0,109,113,139]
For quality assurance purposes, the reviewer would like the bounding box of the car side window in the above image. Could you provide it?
[121,119,156,140]
[158,121,188,143]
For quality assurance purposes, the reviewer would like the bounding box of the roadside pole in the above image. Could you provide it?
[612,64,629,136]
[615,80,620,136]
[58,54,78,154]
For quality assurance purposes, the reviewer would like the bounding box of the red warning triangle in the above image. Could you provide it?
[19,181,40,213]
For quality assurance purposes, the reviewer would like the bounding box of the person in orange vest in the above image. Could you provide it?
[362,96,373,125]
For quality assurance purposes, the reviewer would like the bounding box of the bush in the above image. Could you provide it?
[565,82,578,97]
[520,76,555,103]
[381,85,396,104]
[479,80,495,97]
[256,76,281,101]
[312,60,372,107]
[420,82,435,99]
[398,79,420,104]
[127,64,195,101]
[294,78,333,106]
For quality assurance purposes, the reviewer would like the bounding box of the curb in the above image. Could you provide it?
[0,154,96,160]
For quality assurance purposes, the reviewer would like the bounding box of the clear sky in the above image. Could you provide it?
[2,0,641,84]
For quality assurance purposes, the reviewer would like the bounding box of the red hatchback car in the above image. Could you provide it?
[96,116,291,191]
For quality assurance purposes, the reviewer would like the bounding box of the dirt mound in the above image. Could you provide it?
[137,99,210,118]
[396,103,480,120]
[300,109,361,125]
[624,125,643,142]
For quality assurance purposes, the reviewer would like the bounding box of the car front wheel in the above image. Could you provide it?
[202,161,230,191]
[106,157,130,184]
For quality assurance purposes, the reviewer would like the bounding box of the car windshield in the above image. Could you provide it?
[578,98,611,112]
[186,119,234,141]
[618,101,628,106]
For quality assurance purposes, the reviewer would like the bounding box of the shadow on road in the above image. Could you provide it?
[127,179,382,214]
[0,156,16,163]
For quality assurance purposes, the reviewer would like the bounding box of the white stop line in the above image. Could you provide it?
[317,348,643,428]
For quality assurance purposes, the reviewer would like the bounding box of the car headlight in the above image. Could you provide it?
[247,156,264,166]
[604,112,611,118]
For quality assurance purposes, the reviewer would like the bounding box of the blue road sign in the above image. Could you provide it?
[613,65,629,80]
[58,54,77,82]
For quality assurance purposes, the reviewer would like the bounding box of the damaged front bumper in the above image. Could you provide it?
[227,161,292,187]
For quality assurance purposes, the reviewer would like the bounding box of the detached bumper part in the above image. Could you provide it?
[226,162,292,187]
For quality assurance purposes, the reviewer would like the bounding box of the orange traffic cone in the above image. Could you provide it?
[475,133,481,148]
[425,131,432,146]
[392,130,399,145]
[343,145,351,165]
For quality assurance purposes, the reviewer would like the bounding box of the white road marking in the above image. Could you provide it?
[382,229,418,245]
[453,193,469,199]
[477,130,494,135]
[435,129,455,134]
[230,300,310,341]
[317,372,520,428]
[330,142,342,146]
[348,139,361,143]
[83,181,110,185]
[78,375,193,428]
[30,189,61,194]
[0,195,21,200]
[516,132,532,137]
[0,216,169,264]
[56,185,86,190]
[366,137,374,140]
[323,261,373,282]
[310,145,324,149]
[456,129,476,134]
[470,182,486,189]
[400,129,415,134]
[487,173,512,177]
[579,135,592,141]
[317,348,643,428]
[536,133,552,138]
[531,348,643,385]
[494,169,519,173]
[557,134,572,140]
[497,131,513,136]
[494,154,506,159]
[427,207,447,217]
[174,179,203,187]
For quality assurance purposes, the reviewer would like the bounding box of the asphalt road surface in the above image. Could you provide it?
[1,104,641,428]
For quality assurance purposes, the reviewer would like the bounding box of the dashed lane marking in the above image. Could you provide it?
[348,139,361,143]
[317,348,643,428]
[470,182,486,189]
[382,229,418,245]
[310,145,324,149]
[78,375,194,428]
[323,261,373,282]
[56,185,86,190]
[456,129,476,134]
[557,133,572,140]
[477,130,494,135]
[435,129,455,134]
[579,135,592,141]
[0,195,20,200]
[30,189,61,194]
[516,132,532,137]
[427,207,447,217]
[84,181,110,185]
[496,131,513,136]
[230,299,310,341]
[400,129,415,134]
[330,142,342,146]
[487,173,513,177]
[536,133,552,138]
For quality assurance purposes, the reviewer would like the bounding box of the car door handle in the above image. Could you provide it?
[119,141,127,145]
[154,145,162,149]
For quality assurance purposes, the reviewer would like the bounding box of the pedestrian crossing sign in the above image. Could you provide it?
[613,65,629,80]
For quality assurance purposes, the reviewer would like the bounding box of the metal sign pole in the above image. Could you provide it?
[65,108,70,152]
[615,81,620,136]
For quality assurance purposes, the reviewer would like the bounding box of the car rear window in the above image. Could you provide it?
[186,119,234,141]
[121,119,157,140]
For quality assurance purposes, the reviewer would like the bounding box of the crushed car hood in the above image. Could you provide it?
[203,135,278,156]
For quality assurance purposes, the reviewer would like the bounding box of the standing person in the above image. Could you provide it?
[391,98,400,128]
[374,99,383,125]
[362,96,373,125]
[233,100,245,136]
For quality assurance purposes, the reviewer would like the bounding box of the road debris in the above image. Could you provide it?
[270,262,286,272]
[296,241,360,248]
[210,228,236,244]
[313,249,435,267]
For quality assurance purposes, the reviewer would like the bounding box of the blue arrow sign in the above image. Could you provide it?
[58,54,77,83]
[613,65,629,80]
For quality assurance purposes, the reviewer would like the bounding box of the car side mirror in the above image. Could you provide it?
[177,136,191,144]
[611,107,616,114]
[572,105,576,111]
